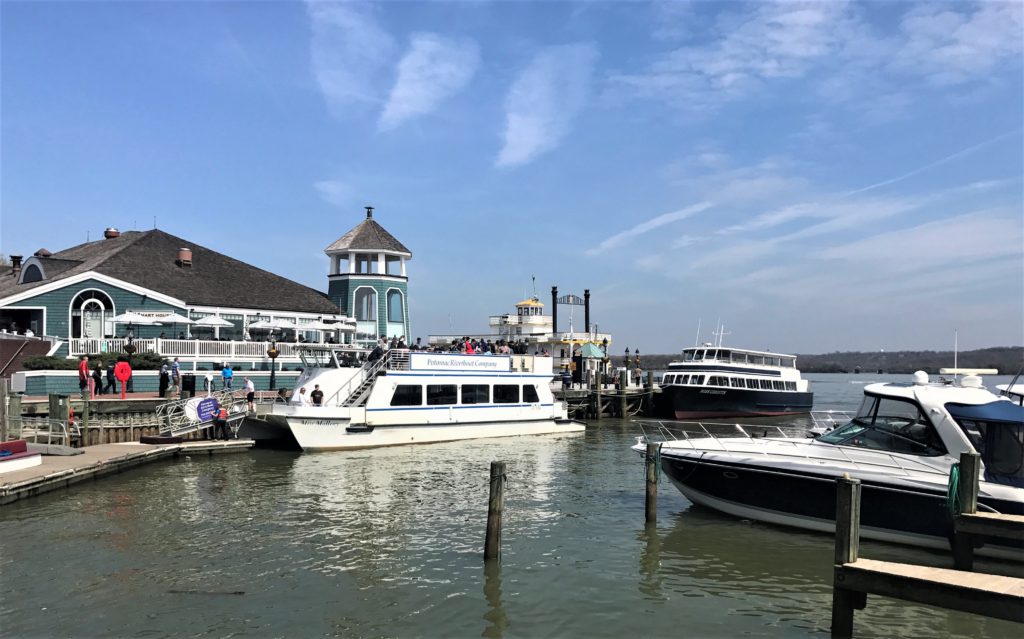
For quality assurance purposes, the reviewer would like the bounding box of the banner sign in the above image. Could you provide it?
[410,353,511,373]
[557,294,586,305]
[197,398,219,422]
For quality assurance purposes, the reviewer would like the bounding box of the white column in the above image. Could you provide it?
[377,253,385,275]
[400,257,406,277]
[349,253,356,274]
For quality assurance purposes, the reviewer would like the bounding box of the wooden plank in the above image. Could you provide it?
[956,512,1024,540]
[834,477,861,565]
[837,558,1024,622]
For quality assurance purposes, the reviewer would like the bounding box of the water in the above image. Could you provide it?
[2,374,1020,638]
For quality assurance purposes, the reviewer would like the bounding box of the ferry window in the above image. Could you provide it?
[730,378,744,388]
[785,381,796,391]
[692,375,705,385]
[391,385,422,406]
[682,351,694,362]
[462,385,489,404]
[782,358,795,368]
[710,376,728,387]
[732,353,747,364]
[750,355,765,365]
[708,350,718,360]
[760,380,772,389]
[681,375,690,384]
[772,381,784,390]
[523,385,540,403]
[720,350,731,360]
[426,384,457,405]
[746,379,758,389]
[494,385,520,403]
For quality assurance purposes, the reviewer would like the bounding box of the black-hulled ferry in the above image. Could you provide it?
[657,344,813,418]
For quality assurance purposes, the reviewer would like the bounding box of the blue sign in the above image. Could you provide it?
[197,398,219,422]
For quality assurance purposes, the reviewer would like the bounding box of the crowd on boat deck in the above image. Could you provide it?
[362,336,546,356]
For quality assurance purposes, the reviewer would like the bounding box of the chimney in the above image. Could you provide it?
[365,205,374,219]
[104,227,120,239]
[584,289,591,334]
[177,247,193,268]
[551,286,558,334]
[10,255,22,277]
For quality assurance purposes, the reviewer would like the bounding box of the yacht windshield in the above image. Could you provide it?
[818,394,946,456]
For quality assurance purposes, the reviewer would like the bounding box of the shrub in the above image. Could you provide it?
[22,351,167,371]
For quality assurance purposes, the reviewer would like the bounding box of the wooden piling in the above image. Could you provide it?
[832,476,864,638]
[952,452,981,571]
[81,400,90,447]
[7,393,21,440]
[484,461,506,562]
[0,377,7,443]
[594,375,602,420]
[645,443,659,523]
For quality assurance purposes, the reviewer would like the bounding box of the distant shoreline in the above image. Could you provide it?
[636,346,1023,375]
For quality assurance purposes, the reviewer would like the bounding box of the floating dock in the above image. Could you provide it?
[0,439,254,506]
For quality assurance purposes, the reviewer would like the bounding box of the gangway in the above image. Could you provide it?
[157,391,248,437]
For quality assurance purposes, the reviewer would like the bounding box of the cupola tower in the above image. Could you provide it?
[325,207,411,346]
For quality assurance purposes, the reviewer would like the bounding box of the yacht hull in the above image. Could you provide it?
[284,416,585,451]
[656,449,1024,559]
[660,385,813,418]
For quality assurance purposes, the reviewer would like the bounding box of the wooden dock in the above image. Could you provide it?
[0,439,254,506]
[831,475,1024,637]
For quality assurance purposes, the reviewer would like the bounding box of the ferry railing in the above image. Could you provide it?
[633,419,947,478]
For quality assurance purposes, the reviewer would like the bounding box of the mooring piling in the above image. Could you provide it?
[484,461,506,562]
[645,442,659,523]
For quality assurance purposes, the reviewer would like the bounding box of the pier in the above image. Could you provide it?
[0,439,253,505]
[831,474,1024,637]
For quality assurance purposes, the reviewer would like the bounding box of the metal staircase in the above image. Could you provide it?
[340,352,393,407]
[157,390,248,437]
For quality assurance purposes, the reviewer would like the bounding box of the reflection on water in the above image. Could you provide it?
[0,375,1020,638]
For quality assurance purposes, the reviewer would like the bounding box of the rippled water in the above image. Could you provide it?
[1,374,1019,638]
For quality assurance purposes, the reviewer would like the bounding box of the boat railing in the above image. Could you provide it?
[633,419,949,478]
[810,410,854,433]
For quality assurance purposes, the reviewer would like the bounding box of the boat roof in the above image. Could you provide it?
[945,401,1024,424]
[681,345,797,358]
[516,298,544,307]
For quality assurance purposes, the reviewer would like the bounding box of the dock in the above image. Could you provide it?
[0,439,254,506]
[830,473,1024,637]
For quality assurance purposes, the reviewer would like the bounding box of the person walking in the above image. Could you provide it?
[104,362,116,394]
[244,377,255,412]
[171,357,181,394]
[77,356,89,399]
[91,363,104,396]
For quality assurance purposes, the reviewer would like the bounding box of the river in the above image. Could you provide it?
[1,373,1019,638]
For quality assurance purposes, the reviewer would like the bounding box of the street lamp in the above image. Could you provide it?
[268,337,279,390]
[624,347,630,368]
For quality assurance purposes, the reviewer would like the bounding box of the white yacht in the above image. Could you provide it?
[656,344,813,418]
[634,371,1024,558]
[239,346,585,451]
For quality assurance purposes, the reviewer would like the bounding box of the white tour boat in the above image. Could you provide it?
[239,345,585,451]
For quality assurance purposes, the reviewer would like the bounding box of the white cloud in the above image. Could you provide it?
[585,201,712,256]
[313,179,354,207]
[379,33,480,131]
[307,1,394,116]
[497,44,598,168]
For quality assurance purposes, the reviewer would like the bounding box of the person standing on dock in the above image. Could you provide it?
[158,363,170,398]
[78,356,89,398]
[222,363,233,390]
[244,377,255,412]
[104,361,116,394]
[171,357,181,394]
[92,363,104,396]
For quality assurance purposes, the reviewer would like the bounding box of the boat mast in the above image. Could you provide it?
[694,319,702,347]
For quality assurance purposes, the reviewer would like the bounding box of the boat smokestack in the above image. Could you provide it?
[551,286,558,334]
[584,289,590,334]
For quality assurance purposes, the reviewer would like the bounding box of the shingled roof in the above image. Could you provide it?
[324,207,411,255]
[0,229,340,315]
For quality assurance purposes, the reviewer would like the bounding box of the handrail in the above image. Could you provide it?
[0,340,30,377]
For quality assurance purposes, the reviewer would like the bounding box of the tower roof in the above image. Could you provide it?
[325,207,411,256]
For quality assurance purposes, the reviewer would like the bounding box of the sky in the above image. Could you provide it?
[2,0,1022,355]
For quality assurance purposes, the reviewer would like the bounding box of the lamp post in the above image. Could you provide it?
[268,338,279,390]
[624,347,630,369]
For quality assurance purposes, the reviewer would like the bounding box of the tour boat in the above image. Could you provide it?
[238,346,585,451]
[634,371,1024,558]
[656,343,813,418]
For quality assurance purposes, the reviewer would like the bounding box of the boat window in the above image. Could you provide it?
[732,352,747,364]
[461,384,489,404]
[782,357,795,368]
[692,375,705,385]
[390,385,422,406]
[494,384,520,403]
[785,381,796,391]
[772,381,784,390]
[746,379,758,389]
[759,380,771,389]
[719,350,731,360]
[707,350,718,360]
[750,355,765,365]
[708,376,727,387]
[947,403,1024,480]
[426,384,457,406]
[818,395,945,456]
[523,385,540,403]
[730,378,744,388]
[681,375,690,384]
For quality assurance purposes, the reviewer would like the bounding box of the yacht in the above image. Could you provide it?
[657,344,813,418]
[239,345,585,451]
[634,371,1024,558]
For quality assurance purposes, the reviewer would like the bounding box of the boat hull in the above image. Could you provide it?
[656,450,1024,559]
[283,416,584,451]
[659,385,813,418]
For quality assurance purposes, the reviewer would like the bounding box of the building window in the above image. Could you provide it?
[354,288,377,321]
[387,290,404,323]
[70,290,115,339]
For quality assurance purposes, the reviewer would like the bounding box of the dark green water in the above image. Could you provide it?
[1,374,1020,638]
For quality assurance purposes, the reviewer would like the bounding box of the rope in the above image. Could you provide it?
[946,462,961,517]
[488,472,508,487]
[644,443,662,484]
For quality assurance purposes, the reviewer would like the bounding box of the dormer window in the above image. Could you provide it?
[21,264,43,283]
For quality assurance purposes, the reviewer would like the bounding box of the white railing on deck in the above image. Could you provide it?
[69,337,324,360]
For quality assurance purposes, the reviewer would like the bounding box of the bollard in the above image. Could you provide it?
[484,461,506,562]
[645,443,659,522]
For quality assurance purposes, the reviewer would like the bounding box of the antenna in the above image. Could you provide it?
[531,275,536,299]
[712,323,730,348]
[694,318,702,347]
[954,329,958,372]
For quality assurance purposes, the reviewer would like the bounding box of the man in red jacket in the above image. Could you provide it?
[77,356,89,398]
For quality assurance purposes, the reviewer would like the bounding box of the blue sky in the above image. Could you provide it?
[2,0,1022,354]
